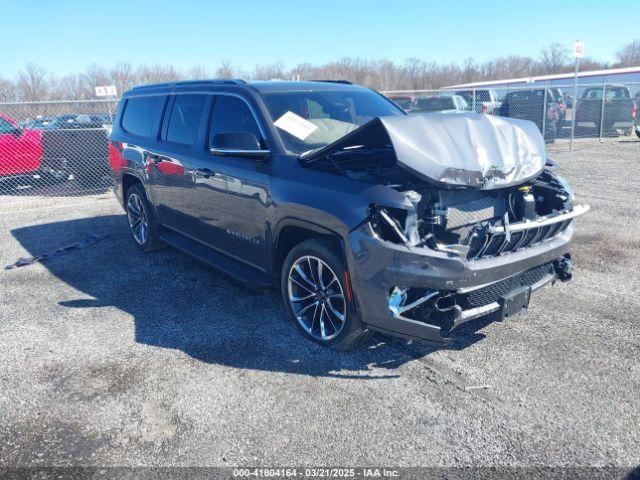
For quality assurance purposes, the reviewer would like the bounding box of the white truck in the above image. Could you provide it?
[455,89,502,114]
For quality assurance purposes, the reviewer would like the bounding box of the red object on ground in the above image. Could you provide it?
[0,114,43,176]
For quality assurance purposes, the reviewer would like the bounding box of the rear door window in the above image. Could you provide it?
[166,94,207,146]
[121,96,167,137]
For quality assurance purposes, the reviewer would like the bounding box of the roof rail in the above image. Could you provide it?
[310,80,354,85]
[132,79,246,90]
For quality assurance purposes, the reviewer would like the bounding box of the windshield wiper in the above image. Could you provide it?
[298,146,324,160]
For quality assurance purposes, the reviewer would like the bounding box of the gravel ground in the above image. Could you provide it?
[0,140,639,470]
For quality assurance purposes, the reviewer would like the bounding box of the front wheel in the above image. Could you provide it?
[281,239,371,351]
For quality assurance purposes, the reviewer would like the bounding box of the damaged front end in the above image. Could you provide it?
[363,168,587,340]
[302,113,589,343]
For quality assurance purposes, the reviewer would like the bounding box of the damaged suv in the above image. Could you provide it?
[110,80,588,350]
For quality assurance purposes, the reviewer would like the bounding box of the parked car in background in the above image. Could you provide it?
[19,116,56,130]
[410,95,470,113]
[549,88,568,128]
[498,89,559,142]
[455,89,501,114]
[575,84,635,135]
[388,95,413,112]
[40,116,110,185]
[0,114,43,179]
[564,93,574,109]
[109,79,587,350]
[46,114,110,130]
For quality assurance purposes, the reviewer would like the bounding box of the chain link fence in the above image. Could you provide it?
[0,99,117,203]
[0,83,638,208]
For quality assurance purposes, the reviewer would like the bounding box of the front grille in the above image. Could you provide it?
[501,231,524,252]
[483,233,505,256]
[458,262,554,310]
[466,219,571,260]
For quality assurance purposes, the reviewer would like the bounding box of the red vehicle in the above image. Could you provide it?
[0,114,43,177]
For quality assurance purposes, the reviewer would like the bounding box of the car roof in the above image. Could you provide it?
[248,80,362,93]
[124,79,367,97]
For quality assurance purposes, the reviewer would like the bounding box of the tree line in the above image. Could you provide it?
[1,40,639,102]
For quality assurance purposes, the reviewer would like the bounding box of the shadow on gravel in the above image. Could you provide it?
[9,215,490,378]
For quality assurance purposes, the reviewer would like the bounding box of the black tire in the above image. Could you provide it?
[124,183,164,251]
[636,128,640,139]
[281,238,371,351]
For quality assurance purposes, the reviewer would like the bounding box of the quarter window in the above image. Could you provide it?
[166,94,206,146]
[121,96,166,137]
[209,96,262,147]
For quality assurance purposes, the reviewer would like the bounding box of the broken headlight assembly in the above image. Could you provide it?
[368,190,426,246]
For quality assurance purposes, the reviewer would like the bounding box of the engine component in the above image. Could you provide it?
[515,188,537,220]
[445,195,507,230]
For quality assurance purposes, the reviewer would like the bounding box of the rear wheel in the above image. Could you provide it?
[125,184,164,251]
[281,239,371,351]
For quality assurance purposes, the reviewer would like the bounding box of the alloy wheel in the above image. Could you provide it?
[127,193,148,245]
[287,255,347,341]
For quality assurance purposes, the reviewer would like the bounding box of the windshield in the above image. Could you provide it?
[262,89,403,154]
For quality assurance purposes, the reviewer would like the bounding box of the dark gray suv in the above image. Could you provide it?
[109,79,588,350]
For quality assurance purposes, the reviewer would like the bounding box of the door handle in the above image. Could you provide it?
[196,168,217,179]
[147,153,163,164]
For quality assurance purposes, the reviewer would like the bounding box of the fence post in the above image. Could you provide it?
[598,83,606,142]
[542,88,548,141]
[569,64,579,152]
[472,89,476,113]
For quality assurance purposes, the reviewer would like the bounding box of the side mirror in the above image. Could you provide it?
[210,131,270,160]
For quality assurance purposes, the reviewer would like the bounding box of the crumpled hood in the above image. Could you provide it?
[302,113,547,189]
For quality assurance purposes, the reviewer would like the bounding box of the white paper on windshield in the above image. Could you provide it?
[274,111,318,140]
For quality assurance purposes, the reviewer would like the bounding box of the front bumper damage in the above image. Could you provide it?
[346,206,587,344]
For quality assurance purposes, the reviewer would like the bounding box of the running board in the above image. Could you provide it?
[159,231,275,288]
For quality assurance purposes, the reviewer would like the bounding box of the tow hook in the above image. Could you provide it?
[555,254,573,282]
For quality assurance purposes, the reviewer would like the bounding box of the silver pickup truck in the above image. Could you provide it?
[455,89,502,114]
